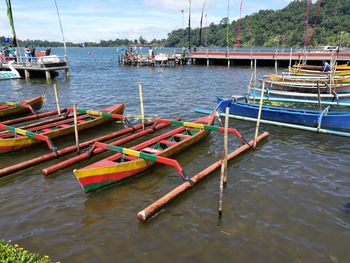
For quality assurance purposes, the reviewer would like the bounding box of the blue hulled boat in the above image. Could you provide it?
[216,97,350,130]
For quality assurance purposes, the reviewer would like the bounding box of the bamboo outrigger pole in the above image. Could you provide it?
[137,132,269,222]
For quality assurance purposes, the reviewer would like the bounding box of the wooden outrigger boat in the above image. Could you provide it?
[268,73,350,84]
[289,67,350,76]
[0,102,125,153]
[74,113,216,193]
[217,97,350,130]
[292,63,350,71]
[260,79,350,93]
[250,87,350,102]
[0,96,44,119]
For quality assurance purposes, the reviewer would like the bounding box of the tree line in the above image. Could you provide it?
[1,0,349,48]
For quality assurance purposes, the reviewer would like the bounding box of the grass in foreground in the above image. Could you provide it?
[0,240,57,263]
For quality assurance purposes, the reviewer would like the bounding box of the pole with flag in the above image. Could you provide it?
[181,9,184,48]
[188,0,191,50]
[227,0,230,53]
[199,1,206,47]
[235,0,243,49]
[5,0,22,63]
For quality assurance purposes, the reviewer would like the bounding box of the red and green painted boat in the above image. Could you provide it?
[0,102,125,153]
[0,96,44,119]
[74,113,216,193]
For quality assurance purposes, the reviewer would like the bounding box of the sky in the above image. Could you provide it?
[0,0,299,43]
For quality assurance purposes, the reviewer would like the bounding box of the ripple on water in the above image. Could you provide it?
[0,48,350,262]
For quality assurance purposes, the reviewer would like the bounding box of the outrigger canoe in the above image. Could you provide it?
[269,73,350,84]
[289,67,350,76]
[0,96,44,119]
[217,97,350,130]
[74,113,216,193]
[0,102,125,153]
[259,79,350,93]
[292,63,350,71]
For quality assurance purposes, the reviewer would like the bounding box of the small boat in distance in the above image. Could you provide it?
[74,113,216,193]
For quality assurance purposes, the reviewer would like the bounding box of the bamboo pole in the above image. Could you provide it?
[317,82,322,111]
[73,103,79,153]
[139,81,145,130]
[246,68,254,99]
[2,109,67,126]
[137,132,270,222]
[53,83,61,115]
[253,81,265,149]
[253,59,257,102]
[218,107,229,218]
[223,107,229,185]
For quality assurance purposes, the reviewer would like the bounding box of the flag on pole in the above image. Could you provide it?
[5,0,17,39]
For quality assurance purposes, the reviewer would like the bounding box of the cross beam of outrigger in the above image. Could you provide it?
[0,100,38,115]
[89,142,189,182]
[154,118,246,143]
[0,123,58,155]
[64,109,247,143]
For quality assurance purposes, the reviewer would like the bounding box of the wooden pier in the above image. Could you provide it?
[187,49,350,67]
[0,59,69,80]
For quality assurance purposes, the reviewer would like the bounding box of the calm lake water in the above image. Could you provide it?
[0,47,349,263]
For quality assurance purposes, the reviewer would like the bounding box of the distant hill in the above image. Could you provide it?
[1,0,349,48]
[165,0,350,48]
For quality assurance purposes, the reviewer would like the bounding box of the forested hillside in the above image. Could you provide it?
[1,0,349,48]
[166,0,350,48]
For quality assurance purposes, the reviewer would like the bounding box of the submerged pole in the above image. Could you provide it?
[73,103,80,153]
[138,81,145,130]
[218,107,229,218]
[253,81,265,149]
[53,83,61,115]
[137,132,270,222]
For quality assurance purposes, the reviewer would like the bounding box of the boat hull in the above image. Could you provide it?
[289,67,350,76]
[0,103,125,153]
[217,97,350,130]
[261,79,350,93]
[0,96,44,119]
[269,73,350,84]
[74,114,215,193]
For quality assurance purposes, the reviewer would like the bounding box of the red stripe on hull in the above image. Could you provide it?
[79,166,149,186]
